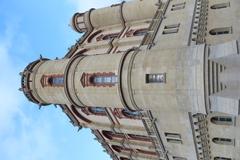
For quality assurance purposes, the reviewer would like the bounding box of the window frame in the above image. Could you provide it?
[146,73,166,83]
[40,74,64,87]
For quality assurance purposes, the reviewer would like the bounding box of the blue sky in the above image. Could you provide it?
[0,0,123,160]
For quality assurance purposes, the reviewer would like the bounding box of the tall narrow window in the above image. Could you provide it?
[211,116,234,126]
[81,72,118,87]
[91,75,118,85]
[163,24,180,34]
[211,3,230,9]
[214,157,232,160]
[146,73,166,83]
[171,2,186,11]
[212,138,234,145]
[209,27,232,35]
[41,75,64,87]
[165,132,182,144]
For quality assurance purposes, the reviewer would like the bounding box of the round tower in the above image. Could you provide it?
[21,45,206,114]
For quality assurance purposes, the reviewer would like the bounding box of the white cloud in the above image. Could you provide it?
[68,0,124,12]
[0,20,58,160]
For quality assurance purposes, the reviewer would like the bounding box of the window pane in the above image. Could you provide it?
[146,73,166,83]
[52,77,64,85]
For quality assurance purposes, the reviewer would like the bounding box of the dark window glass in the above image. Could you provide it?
[92,75,118,85]
[128,134,150,141]
[172,156,187,160]
[102,33,120,40]
[146,73,166,83]
[89,107,106,116]
[211,3,230,9]
[133,29,148,36]
[214,157,232,160]
[209,27,232,35]
[211,116,233,126]
[48,76,64,86]
[122,109,141,119]
[212,138,234,145]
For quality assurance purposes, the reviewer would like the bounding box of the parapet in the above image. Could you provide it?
[20,58,49,106]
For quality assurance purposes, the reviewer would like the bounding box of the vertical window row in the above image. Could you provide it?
[111,145,157,156]
[102,130,151,142]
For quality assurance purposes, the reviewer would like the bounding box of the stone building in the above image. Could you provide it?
[20,0,240,159]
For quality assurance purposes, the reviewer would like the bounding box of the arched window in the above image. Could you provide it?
[70,106,91,123]
[112,145,122,153]
[97,33,120,41]
[212,138,234,145]
[102,131,124,140]
[211,116,233,126]
[112,145,132,153]
[209,27,232,35]
[211,3,230,9]
[133,29,148,36]
[88,107,107,116]
[137,149,157,156]
[87,30,102,43]
[214,157,232,160]
[122,109,141,119]
[128,134,151,141]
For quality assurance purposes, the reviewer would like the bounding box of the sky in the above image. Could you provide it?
[0,0,124,160]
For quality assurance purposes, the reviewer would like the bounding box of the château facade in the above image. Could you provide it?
[20,0,240,159]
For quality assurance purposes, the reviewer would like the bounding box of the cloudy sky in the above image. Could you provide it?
[0,0,123,160]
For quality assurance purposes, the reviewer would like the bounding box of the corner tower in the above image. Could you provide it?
[20,0,240,160]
